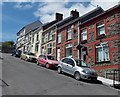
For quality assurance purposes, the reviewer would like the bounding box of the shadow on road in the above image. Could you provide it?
[61,73,103,84]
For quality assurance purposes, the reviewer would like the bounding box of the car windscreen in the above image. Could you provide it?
[47,56,54,60]
[75,60,89,67]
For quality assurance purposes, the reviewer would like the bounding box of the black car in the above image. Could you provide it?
[12,50,22,58]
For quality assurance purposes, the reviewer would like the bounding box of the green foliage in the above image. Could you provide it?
[2,41,14,47]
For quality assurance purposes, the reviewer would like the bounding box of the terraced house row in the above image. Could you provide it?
[16,4,120,77]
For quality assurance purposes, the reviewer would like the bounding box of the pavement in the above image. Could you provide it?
[98,76,120,90]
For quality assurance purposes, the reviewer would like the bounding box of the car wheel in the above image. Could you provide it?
[46,63,50,69]
[25,57,28,61]
[57,67,62,74]
[74,72,81,80]
[37,60,39,65]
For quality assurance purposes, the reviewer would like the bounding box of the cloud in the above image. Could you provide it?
[33,1,119,23]
[14,2,33,9]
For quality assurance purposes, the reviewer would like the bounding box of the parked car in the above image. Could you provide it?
[12,50,22,58]
[57,57,98,81]
[36,55,59,69]
[20,52,36,62]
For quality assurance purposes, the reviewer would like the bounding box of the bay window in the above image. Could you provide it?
[66,43,72,57]
[96,42,109,62]
[47,43,52,54]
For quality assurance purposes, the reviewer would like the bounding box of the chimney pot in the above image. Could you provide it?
[71,9,79,17]
[56,13,63,21]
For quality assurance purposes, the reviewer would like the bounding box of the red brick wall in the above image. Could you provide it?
[79,8,120,76]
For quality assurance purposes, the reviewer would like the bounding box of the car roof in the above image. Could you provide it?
[62,57,82,61]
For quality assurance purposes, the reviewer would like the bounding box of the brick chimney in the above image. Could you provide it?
[56,13,63,21]
[71,9,79,17]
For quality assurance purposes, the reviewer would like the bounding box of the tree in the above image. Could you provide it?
[2,41,14,53]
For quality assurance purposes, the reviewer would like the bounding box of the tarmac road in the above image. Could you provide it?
[2,53,119,95]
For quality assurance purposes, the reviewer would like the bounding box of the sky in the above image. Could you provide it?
[0,0,119,42]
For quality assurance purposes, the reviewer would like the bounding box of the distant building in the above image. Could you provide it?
[16,20,43,52]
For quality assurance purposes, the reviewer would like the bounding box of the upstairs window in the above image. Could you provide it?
[32,35,34,43]
[48,31,52,41]
[36,33,39,42]
[67,27,72,40]
[97,21,105,36]
[96,42,109,62]
[81,29,87,41]
[57,32,61,43]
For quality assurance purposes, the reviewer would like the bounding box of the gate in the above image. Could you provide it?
[113,69,120,89]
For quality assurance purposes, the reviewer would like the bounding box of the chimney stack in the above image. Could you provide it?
[56,13,63,21]
[71,9,79,17]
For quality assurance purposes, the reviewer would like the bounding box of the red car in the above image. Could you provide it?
[36,55,59,69]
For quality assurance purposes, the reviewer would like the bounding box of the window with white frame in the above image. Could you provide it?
[47,43,52,54]
[57,32,61,43]
[81,29,87,41]
[48,31,52,41]
[66,43,72,57]
[36,33,39,42]
[35,43,39,52]
[32,35,34,43]
[97,21,105,36]
[67,27,72,40]
[96,42,109,62]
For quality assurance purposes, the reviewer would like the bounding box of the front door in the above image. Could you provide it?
[66,59,75,75]
[57,48,60,61]
[81,47,86,61]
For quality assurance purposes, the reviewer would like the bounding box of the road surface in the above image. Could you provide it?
[2,53,119,95]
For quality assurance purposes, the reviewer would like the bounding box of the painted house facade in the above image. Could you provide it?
[16,20,43,52]
[28,27,43,57]
[41,13,63,57]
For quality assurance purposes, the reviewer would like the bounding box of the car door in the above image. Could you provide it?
[38,55,44,65]
[61,58,69,73]
[66,59,76,75]
[42,55,47,66]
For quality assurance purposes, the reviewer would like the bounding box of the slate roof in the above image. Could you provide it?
[80,7,104,23]
[57,16,77,28]
[57,7,104,30]
[42,20,60,31]
[17,20,43,35]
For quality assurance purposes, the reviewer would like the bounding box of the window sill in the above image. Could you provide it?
[57,42,61,45]
[80,40,87,44]
[96,34,106,40]
[95,60,110,64]
[66,39,72,41]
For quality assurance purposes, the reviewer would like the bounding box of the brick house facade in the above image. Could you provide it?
[41,13,63,56]
[56,4,120,77]
[78,4,120,78]
[56,9,80,61]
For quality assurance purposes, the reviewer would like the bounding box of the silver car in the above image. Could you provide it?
[57,57,98,80]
